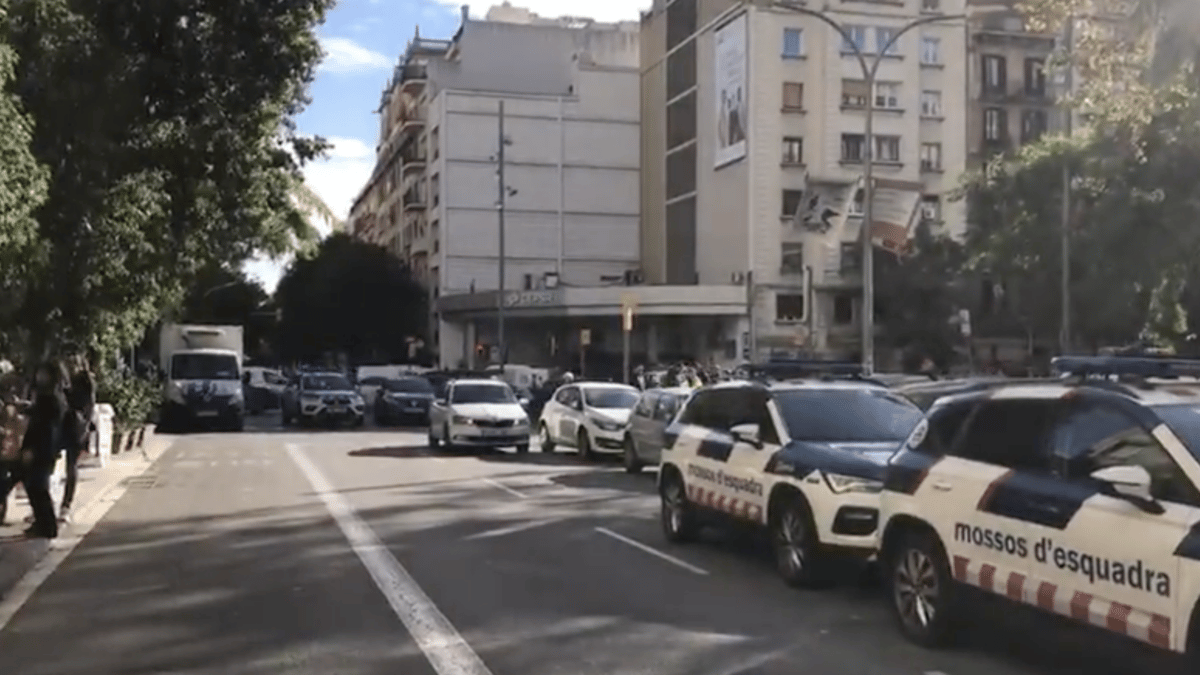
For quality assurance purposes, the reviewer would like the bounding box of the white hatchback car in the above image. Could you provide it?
[537,382,641,460]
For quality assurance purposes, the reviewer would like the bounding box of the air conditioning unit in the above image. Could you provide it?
[623,269,645,285]
[731,271,746,285]
[543,272,560,289]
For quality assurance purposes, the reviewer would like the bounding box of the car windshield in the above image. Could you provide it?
[584,387,640,409]
[1153,405,1200,461]
[303,375,352,391]
[775,389,924,442]
[171,353,239,380]
[452,384,515,404]
[385,378,434,394]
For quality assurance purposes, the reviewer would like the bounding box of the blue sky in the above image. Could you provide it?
[246,0,650,291]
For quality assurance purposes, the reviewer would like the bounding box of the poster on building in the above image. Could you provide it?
[713,13,748,169]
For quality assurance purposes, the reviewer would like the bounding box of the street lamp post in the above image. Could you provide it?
[774,2,970,374]
[495,100,516,367]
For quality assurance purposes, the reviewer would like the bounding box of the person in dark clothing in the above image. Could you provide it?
[60,355,95,522]
[13,360,67,538]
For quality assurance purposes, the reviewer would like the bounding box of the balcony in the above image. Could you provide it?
[401,145,426,174]
[400,63,427,94]
[403,188,426,211]
[980,84,1053,105]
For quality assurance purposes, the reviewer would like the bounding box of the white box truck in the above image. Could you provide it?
[159,323,245,431]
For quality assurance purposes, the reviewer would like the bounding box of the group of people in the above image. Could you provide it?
[0,356,96,539]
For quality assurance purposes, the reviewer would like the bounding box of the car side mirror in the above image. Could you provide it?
[1091,465,1163,513]
[519,396,530,407]
[730,423,762,448]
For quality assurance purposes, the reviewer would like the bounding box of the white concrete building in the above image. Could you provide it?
[641,0,970,362]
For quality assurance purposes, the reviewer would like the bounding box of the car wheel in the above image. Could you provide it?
[515,443,529,454]
[659,471,697,543]
[538,424,555,452]
[888,530,959,648]
[623,435,643,474]
[441,424,453,451]
[771,494,828,588]
[577,429,594,462]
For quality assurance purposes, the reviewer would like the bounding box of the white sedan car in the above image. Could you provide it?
[428,379,531,453]
[537,382,641,460]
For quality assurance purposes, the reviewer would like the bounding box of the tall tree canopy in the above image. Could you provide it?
[174,266,275,362]
[275,233,428,364]
[3,0,333,357]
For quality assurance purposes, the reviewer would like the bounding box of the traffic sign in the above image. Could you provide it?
[622,307,634,332]
[580,328,591,346]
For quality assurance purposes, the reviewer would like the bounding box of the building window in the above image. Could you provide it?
[921,195,941,223]
[984,107,1007,141]
[666,143,697,199]
[430,127,440,159]
[666,40,697,100]
[1025,57,1047,96]
[781,137,803,165]
[920,90,942,117]
[841,79,869,108]
[430,174,440,206]
[666,91,697,148]
[1021,109,1048,142]
[920,142,942,171]
[782,189,804,217]
[833,294,855,325]
[782,28,804,58]
[874,26,899,55]
[920,36,941,65]
[922,0,940,10]
[776,293,805,323]
[875,135,901,163]
[840,242,861,272]
[982,54,1007,93]
[841,25,867,53]
[781,243,804,274]
[874,82,901,109]
[841,133,866,162]
[782,81,804,110]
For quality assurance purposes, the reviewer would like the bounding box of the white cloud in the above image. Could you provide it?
[244,137,376,291]
[319,36,392,73]
[438,0,651,23]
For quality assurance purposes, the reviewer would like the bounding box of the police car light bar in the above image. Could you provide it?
[744,359,865,379]
[1051,355,1200,379]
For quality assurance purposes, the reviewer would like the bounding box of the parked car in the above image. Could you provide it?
[374,376,436,426]
[622,387,691,474]
[537,382,642,460]
[280,371,366,428]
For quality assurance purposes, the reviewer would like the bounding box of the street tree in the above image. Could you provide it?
[275,233,428,364]
[4,0,333,357]
[175,267,276,362]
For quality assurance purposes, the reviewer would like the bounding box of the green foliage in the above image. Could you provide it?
[958,76,1200,348]
[275,233,428,363]
[3,0,333,359]
[875,222,968,369]
[95,366,158,434]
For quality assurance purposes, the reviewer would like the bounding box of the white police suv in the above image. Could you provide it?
[657,361,924,587]
[879,355,1200,662]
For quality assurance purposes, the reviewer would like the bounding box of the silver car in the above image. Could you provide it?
[622,387,690,474]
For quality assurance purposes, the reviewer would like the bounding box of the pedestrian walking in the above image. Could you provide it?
[5,360,67,538]
[60,354,95,523]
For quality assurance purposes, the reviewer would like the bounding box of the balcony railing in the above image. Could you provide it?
[403,189,426,210]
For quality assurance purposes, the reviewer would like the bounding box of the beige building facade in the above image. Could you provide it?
[641,0,971,362]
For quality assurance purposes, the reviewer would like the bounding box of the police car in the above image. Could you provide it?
[879,355,1200,662]
[657,361,924,587]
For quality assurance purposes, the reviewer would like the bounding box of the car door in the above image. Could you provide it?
[555,387,584,444]
[1037,399,1193,647]
[925,398,1062,595]
[539,386,568,442]
[718,388,778,522]
[629,391,660,456]
[642,392,683,465]
[673,389,731,507]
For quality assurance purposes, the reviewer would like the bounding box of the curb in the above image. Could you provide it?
[0,433,175,603]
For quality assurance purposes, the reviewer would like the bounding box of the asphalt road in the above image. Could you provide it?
[0,417,1191,675]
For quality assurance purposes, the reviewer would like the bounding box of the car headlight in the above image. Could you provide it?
[822,472,883,494]
[591,418,623,432]
[452,415,471,425]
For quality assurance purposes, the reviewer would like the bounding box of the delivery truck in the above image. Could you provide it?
[159,323,245,432]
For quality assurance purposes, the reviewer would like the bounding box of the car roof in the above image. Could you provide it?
[705,379,886,393]
[577,382,637,389]
[451,378,508,387]
[302,371,346,378]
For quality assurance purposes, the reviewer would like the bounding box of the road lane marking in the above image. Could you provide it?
[480,477,527,499]
[593,527,709,576]
[463,518,565,541]
[286,443,493,675]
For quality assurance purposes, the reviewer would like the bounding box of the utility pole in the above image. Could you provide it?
[496,100,511,366]
[1059,16,1074,355]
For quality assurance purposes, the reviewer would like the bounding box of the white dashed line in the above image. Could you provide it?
[480,477,528,499]
[593,527,709,576]
[286,443,493,675]
[462,518,565,541]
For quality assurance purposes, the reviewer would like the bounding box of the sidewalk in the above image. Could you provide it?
[0,434,174,602]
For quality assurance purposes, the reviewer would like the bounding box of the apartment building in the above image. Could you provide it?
[642,0,969,362]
